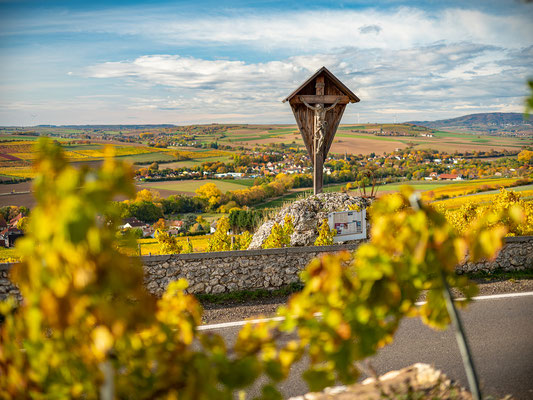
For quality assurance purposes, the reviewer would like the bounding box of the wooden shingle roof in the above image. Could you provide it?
[283,66,360,103]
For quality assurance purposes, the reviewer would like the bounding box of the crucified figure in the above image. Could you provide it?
[300,97,340,154]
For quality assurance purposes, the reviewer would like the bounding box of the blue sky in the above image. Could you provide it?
[1,0,532,126]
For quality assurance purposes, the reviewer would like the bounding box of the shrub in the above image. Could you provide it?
[207,216,232,252]
[155,228,183,254]
[314,219,336,246]
[234,230,253,250]
[263,215,294,249]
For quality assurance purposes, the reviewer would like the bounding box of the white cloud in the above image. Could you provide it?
[81,40,531,123]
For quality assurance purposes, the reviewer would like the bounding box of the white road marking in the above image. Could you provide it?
[198,291,533,331]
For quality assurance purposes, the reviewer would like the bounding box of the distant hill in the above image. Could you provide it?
[36,124,177,129]
[409,113,532,136]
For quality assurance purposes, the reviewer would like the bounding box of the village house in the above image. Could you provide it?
[214,172,244,179]
[438,173,463,181]
[0,213,25,248]
[119,217,150,230]
[167,220,184,235]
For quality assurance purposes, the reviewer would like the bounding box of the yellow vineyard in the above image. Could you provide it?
[0,140,232,179]
[433,189,533,209]
[421,178,527,201]
[0,235,213,261]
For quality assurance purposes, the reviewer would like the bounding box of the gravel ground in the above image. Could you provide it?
[200,278,533,325]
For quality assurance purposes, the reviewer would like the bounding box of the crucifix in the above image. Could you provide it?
[283,67,360,194]
[301,95,340,194]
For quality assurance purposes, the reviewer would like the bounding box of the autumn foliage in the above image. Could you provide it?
[262,215,294,249]
[314,219,336,246]
[0,139,525,399]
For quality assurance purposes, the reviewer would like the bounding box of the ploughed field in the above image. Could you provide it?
[0,140,231,179]
[200,124,529,155]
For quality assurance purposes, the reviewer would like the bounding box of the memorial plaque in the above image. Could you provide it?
[328,209,367,242]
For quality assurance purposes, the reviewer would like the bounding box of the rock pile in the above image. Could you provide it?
[248,192,370,249]
[288,363,473,400]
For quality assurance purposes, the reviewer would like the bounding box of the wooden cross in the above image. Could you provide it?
[283,67,360,194]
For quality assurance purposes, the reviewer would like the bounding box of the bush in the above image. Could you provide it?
[206,216,232,252]
[314,219,336,246]
[263,215,294,249]
[155,229,183,254]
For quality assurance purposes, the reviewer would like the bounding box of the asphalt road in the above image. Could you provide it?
[202,292,533,399]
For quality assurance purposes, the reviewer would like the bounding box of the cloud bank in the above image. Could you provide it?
[82,43,531,123]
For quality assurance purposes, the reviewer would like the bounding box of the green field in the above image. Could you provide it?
[119,152,177,163]
[140,179,252,194]
[61,144,104,151]
[254,184,345,209]
[255,190,311,209]
[268,128,298,134]
[337,125,366,130]
[153,156,232,169]
[0,134,70,142]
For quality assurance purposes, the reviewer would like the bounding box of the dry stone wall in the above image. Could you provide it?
[457,236,532,274]
[0,268,21,302]
[142,244,360,297]
[0,236,532,300]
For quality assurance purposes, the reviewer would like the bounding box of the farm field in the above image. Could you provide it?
[373,181,455,194]
[136,235,211,255]
[254,184,344,209]
[149,156,232,170]
[1,124,528,168]
[369,178,525,196]
[0,234,214,261]
[419,177,528,200]
[0,246,20,262]
[197,123,529,155]
[0,141,173,179]
[0,139,232,179]
[333,128,527,155]
[137,178,252,195]
[119,152,177,163]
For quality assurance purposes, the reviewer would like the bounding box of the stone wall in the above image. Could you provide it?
[0,268,21,302]
[142,244,360,297]
[1,236,532,300]
[457,236,532,274]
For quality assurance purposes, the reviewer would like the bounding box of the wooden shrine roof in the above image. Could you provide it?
[282,66,360,103]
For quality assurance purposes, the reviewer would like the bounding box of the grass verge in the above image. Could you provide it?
[467,269,533,282]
